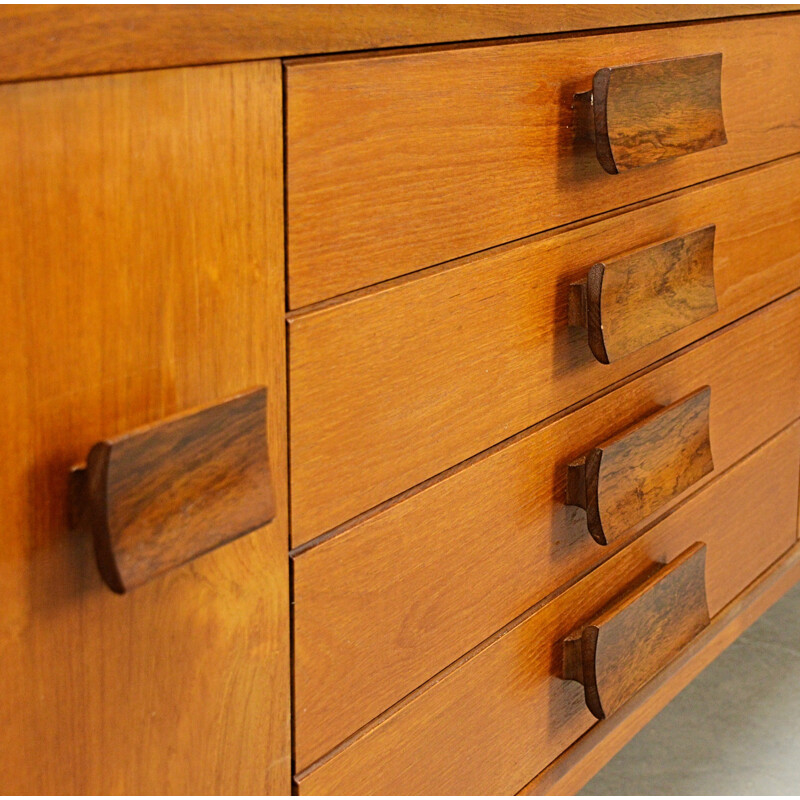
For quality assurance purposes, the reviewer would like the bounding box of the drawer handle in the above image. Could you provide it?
[574,53,727,174]
[566,387,713,546]
[69,387,275,593]
[568,226,718,364]
[563,541,710,719]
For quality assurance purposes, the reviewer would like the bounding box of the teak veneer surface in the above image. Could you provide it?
[295,422,800,794]
[1,6,795,84]
[293,292,800,768]
[0,62,290,793]
[289,157,800,544]
[286,14,800,306]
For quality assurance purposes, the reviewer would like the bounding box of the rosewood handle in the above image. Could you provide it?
[574,53,727,174]
[566,387,713,545]
[70,387,275,593]
[563,541,710,719]
[568,226,718,364]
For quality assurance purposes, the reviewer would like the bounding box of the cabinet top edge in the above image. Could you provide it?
[2,4,799,85]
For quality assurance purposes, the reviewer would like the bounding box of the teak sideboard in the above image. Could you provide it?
[3,5,800,795]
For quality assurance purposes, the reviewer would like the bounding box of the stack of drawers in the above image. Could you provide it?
[286,13,800,794]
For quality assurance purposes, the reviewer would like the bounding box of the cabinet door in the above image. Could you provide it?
[0,61,289,794]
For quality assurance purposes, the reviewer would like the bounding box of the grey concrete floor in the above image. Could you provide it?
[579,581,800,795]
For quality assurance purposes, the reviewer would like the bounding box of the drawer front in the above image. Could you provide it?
[286,15,800,306]
[293,290,800,769]
[289,158,800,544]
[295,422,800,793]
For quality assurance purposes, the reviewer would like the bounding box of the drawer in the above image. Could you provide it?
[286,14,800,307]
[289,158,800,543]
[294,422,800,793]
[293,290,800,768]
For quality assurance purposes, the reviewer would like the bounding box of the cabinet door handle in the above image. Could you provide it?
[574,53,727,174]
[568,226,718,364]
[69,387,275,593]
[563,542,710,719]
[566,387,713,546]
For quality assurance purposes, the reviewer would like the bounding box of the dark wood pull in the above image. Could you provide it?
[69,387,275,593]
[574,53,727,174]
[563,541,710,719]
[568,226,718,364]
[566,387,713,546]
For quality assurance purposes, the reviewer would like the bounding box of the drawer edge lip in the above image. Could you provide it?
[517,538,800,796]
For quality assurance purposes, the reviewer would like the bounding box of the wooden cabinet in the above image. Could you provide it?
[3,5,800,796]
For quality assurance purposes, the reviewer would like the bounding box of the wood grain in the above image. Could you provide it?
[569,226,718,363]
[520,536,800,796]
[294,423,800,793]
[567,388,713,545]
[576,54,726,173]
[286,14,800,306]
[563,543,709,719]
[71,388,275,593]
[0,62,290,793]
[292,293,800,769]
[289,157,800,544]
[1,6,796,85]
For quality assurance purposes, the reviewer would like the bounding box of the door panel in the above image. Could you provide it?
[0,61,289,794]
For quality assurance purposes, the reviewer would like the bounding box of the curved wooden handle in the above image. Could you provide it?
[566,387,713,545]
[574,53,727,174]
[563,542,710,719]
[568,226,718,364]
[69,387,275,593]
